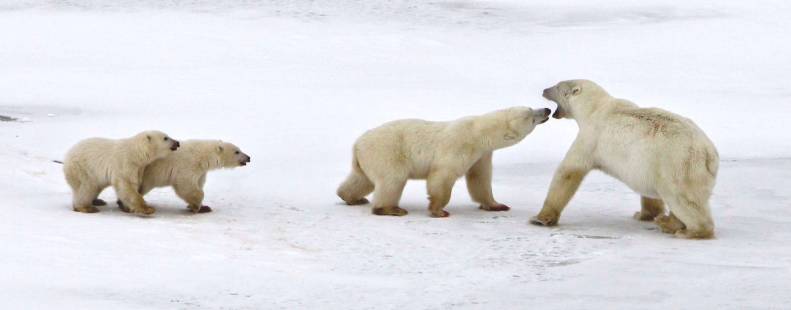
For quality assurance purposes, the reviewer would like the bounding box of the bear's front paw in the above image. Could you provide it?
[132,205,156,216]
[480,204,510,212]
[117,200,131,213]
[345,198,370,206]
[372,206,408,216]
[188,205,213,213]
[430,210,450,218]
[73,206,100,213]
[529,214,558,226]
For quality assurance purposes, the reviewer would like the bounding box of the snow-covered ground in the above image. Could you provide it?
[1,1,790,308]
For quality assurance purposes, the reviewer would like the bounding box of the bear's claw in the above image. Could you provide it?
[92,199,107,206]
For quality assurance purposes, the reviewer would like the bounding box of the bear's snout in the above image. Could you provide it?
[542,88,553,100]
[539,108,551,124]
[170,140,180,151]
[239,154,251,166]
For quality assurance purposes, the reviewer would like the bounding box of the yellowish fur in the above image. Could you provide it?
[63,130,180,215]
[338,107,550,217]
[532,80,718,239]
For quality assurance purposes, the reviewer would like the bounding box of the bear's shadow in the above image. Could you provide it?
[92,201,209,218]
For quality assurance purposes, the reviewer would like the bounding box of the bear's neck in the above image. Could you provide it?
[572,95,628,128]
[199,153,223,171]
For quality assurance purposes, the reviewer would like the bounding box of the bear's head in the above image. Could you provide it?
[542,79,610,120]
[481,106,550,149]
[214,142,251,168]
[138,130,180,161]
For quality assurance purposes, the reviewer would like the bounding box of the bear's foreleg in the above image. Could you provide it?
[531,143,593,226]
[427,170,458,218]
[466,152,509,212]
[113,178,155,215]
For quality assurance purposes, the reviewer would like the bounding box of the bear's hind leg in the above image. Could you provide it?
[337,169,374,206]
[655,212,685,234]
[669,197,714,239]
[73,185,101,213]
[371,178,408,216]
[657,187,714,239]
[634,196,665,221]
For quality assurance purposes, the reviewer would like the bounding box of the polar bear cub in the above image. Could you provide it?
[118,140,251,214]
[63,130,180,215]
[338,106,551,217]
[531,79,719,239]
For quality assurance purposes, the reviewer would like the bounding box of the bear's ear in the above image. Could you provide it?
[571,86,581,96]
[146,135,151,142]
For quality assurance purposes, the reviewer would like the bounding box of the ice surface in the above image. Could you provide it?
[1,1,790,308]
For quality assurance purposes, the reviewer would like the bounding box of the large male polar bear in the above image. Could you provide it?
[63,130,180,215]
[530,80,719,239]
[338,106,551,217]
[117,140,251,214]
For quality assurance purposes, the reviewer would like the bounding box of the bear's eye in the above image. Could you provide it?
[234,151,240,155]
[164,137,169,141]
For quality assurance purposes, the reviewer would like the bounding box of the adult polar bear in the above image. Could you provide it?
[338,106,551,217]
[530,80,719,239]
[63,130,180,215]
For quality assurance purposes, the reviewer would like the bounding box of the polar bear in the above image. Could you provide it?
[337,106,551,217]
[117,140,251,214]
[63,130,180,215]
[530,79,719,239]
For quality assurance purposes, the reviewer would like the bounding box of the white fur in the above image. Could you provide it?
[338,106,550,217]
[63,130,180,215]
[532,80,719,239]
[138,140,250,213]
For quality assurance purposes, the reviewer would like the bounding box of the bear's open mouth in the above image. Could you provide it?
[552,106,566,119]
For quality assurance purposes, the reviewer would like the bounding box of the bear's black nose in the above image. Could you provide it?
[171,140,180,150]
[542,108,551,116]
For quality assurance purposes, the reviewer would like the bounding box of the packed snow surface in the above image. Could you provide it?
[1,1,790,309]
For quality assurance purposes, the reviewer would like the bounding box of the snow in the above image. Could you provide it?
[1,1,790,308]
